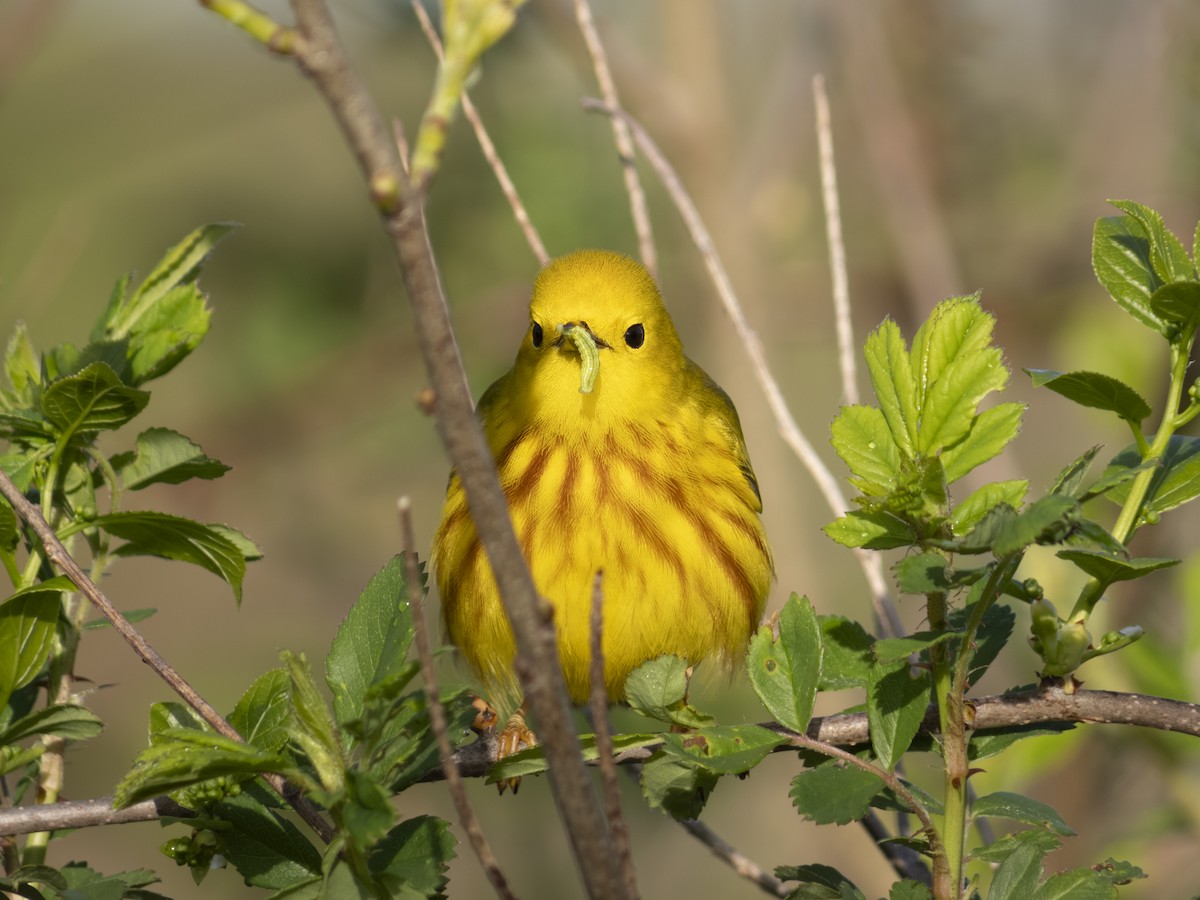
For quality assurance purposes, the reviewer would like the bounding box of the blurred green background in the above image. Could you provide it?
[2,0,1200,896]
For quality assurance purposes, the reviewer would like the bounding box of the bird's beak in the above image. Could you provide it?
[556,321,606,394]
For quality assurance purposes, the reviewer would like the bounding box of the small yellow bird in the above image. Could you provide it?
[433,249,772,716]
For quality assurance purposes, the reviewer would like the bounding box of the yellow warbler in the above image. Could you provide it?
[433,249,773,708]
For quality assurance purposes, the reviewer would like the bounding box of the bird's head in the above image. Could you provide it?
[512,249,687,425]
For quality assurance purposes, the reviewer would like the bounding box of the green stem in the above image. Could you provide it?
[926,589,963,898]
[198,0,297,52]
[1070,340,1194,621]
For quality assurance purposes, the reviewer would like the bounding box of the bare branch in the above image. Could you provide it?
[0,468,334,844]
[410,0,548,265]
[677,818,790,898]
[572,0,656,276]
[399,498,515,900]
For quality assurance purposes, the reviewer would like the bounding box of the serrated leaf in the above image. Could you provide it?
[114,728,288,808]
[993,494,1078,556]
[968,722,1075,761]
[953,597,1014,687]
[941,402,1024,484]
[747,594,821,733]
[659,725,784,774]
[5,322,39,405]
[625,655,716,728]
[823,509,916,550]
[284,651,344,794]
[1055,550,1177,588]
[972,790,1075,835]
[1149,280,1200,330]
[84,606,157,630]
[0,581,69,710]
[873,631,959,664]
[1026,369,1151,423]
[1109,199,1195,286]
[1092,858,1146,886]
[640,753,719,820]
[1051,446,1102,497]
[831,405,901,493]
[1034,869,1116,900]
[124,284,213,385]
[919,347,1007,456]
[229,668,290,753]
[775,864,868,899]
[215,791,322,889]
[988,837,1045,900]
[342,768,395,851]
[41,362,149,437]
[951,480,1028,537]
[867,659,931,770]
[0,704,102,745]
[369,815,457,896]
[96,511,249,603]
[864,319,918,457]
[113,427,230,489]
[890,882,933,900]
[893,553,953,593]
[1104,435,1200,516]
[1092,213,1167,334]
[790,763,884,825]
[970,827,1061,863]
[326,556,416,728]
[108,224,236,340]
[910,294,991,398]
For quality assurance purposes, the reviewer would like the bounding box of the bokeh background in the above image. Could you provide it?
[2,0,1200,896]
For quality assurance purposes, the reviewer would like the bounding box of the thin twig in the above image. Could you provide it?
[581,99,896,618]
[811,74,900,641]
[677,818,790,898]
[0,468,333,843]
[398,497,515,900]
[861,809,932,887]
[572,0,656,277]
[0,797,194,837]
[587,571,639,899]
[410,0,548,265]
[281,3,626,895]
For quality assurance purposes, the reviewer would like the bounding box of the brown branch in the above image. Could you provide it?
[588,572,638,899]
[0,468,334,843]
[278,3,626,896]
[0,797,194,837]
[399,498,515,900]
[676,818,790,898]
[572,0,656,277]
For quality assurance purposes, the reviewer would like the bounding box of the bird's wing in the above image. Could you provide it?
[692,364,763,512]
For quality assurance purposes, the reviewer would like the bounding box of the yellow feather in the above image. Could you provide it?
[433,249,773,705]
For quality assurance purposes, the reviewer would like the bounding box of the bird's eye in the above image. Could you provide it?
[624,324,645,349]
[531,322,543,348]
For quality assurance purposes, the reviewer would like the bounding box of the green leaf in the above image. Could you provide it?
[823,509,916,550]
[746,594,821,734]
[96,511,249,603]
[326,556,416,728]
[970,827,1061,863]
[369,816,457,896]
[891,882,934,900]
[893,553,956,594]
[112,427,230,489]
[640,754,719,820]
[215,791,322,889]
[818,616,873,690]
[284,651,344,794]
[993,494,1078,556]
[867,659,931,770]
[1091,858,1146,886]
[941,402,1024,484]
[625,655,716,729]
[972,790,1075,835]
[968,723,1075,761]
[910,294,991,396]
[123,284,213,385]
[114,728,288,808]
[951,480,1028,537]
[84,607,157,630]
[954,598,1014,687]
[229,668,291,753]
[919,344,1007,455]
[1149,280,1200,330]
[4,322,39,405]
[658,725,785,775]
[1055,550,1177,588]
[831,405,901,493]
[864,319,919,457]
[988,836,1045,900]
[1092,213,1168,334]
[790,762,884,825]
[342,768,396,851]
[1109,200,1195,286]
[775,864,867,899]
[0,704,102,745]
[107,224,236,340]
[1051,446,1102,497]
[873,631,958,664]
[0,581,69,710]
[1026,369,1151,423]
[41,362,149,438]
[1104,435,1200,516]
[1034,869,1117,900]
